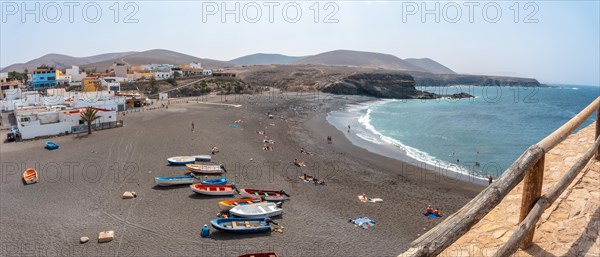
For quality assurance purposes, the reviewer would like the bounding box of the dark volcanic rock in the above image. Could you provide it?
[322,73,473,99]
[322,73,419,98]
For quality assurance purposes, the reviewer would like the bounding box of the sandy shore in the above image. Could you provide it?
[0,92,483,257]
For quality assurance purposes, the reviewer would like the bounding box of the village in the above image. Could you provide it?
[0,62,236,141]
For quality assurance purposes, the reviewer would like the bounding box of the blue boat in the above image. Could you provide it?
[45,141,59,150]
[201,177,228,185]
[154,176,195,186]
[210,218,272,234]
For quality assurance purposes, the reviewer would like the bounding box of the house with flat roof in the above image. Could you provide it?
[15,106,117,139]
[32,67,57,90]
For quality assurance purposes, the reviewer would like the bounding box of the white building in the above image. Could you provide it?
[190,62,202,69]
[100,77,121,92]
[16,106,117,139]
[202,69,213,76]
[155,70,173,80]
[66,66,86,82]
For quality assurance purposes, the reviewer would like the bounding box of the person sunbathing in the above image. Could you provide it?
[426,205,434,214]
[433,208,442,217]
[211,146,220,155]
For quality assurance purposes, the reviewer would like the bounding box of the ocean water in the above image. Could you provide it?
[327,85,599,183]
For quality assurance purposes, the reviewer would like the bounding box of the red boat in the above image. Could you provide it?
[239,188,289,201]
[190,184,237,196]
[238,252,278,257]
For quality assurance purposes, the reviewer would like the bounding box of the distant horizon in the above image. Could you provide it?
[1,1,599,85]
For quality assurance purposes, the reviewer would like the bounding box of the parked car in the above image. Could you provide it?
[6,132,16,142]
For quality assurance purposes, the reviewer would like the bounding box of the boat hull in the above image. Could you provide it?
[186,164,223,174]
[238,253,278,257]
[211,218,271,234]
[194,155,212,162]
[45,141,59,150]
[201,177,228,185]
[154,176,194,186]
[190,184,235,196]
[240,189,286,202]
[22,168,38,184]
[218,198,263,211]
[230,202,283,218]
[167,156,195,166]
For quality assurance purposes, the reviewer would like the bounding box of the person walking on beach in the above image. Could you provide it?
[488,175,493,185]
[348,124,351,133]
[191,122,195,132]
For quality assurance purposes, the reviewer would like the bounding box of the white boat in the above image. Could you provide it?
[229,202,283,218]
[194,155,212,162]
[167,156,195,165]
[154,176,195,186]
[186,164,223,174]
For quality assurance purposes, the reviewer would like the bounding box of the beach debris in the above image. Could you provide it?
[98,231,114,243]
[249,158,254,161]
[122,191,137,199]
[80,236,89,244]
[271,225,284,233]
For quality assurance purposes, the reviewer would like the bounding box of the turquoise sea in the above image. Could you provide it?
[327,85,599,184]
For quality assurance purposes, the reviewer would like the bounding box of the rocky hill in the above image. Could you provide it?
[233,65,474,99]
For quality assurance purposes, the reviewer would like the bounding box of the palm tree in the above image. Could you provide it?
[80,107,100,135]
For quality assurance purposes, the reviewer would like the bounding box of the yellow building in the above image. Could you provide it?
[83,77,102,92]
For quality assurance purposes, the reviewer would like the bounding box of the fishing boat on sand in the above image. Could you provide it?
[167,156,195,165]
[45,141,59,150]
[194,155,212,162]
[211,218,273,234]
[186,164,223,174]
[239,188,289,201]
[229,202,283,218]
[154,176,195,186]
[218,198,263,211]
[201,177,228,185]
[238,252,278,257]
[190,184,237,196]
[22,168,38,184]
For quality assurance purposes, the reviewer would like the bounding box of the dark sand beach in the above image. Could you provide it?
[0,92,484,257]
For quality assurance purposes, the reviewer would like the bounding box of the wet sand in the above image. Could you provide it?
[0,93,484,257]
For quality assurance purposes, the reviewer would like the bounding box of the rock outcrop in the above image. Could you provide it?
[322,73,473,99]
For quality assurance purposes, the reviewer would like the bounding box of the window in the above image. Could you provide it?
[48,77,55,80]
[20,117,30,122]
[79,120,84,125]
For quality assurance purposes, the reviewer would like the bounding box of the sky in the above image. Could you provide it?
[1,0,599,85]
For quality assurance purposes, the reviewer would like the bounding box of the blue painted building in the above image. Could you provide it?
[32,67,57,90]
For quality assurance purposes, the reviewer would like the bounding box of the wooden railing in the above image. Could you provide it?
[399,96,600,257]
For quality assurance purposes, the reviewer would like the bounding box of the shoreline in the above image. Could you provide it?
[323,98,489,186]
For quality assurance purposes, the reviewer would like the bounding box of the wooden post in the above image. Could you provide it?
[596,108,600,160]
[519,154,545,248]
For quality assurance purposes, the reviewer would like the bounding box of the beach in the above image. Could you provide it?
[0,92,484,257]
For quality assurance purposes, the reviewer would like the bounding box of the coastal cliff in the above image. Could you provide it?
[232,65,545,99]
[321,73,472,99]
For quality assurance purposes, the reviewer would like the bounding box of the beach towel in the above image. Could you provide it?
[426,213,441,219]
[351,217,376,229]
[230,124,238,128]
